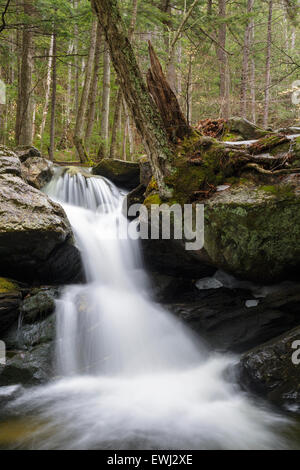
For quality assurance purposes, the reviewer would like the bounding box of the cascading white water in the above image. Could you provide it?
[7,169,291,449]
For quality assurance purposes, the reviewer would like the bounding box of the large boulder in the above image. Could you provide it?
[0,147,83,284]
[225,117,269,140]
[92,158,140,189]
[239,326,300,411]
[21,156,54,189]
[204,178,300,282]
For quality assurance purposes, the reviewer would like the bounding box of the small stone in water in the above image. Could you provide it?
[196,278,223,290]
[245,299,259,308]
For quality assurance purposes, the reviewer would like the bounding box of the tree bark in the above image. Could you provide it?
[217,0,230,119]
[240,0,255,118]
[97,43,111,159]
[16,0,34,146]
[85,22,102,151]
[73,18,98,162]
[263,0,273,128]
[49,31,57,161]
[40,34,54,151]
[147,42,192,143]
[110,86,122,159]
[92,0,174,198]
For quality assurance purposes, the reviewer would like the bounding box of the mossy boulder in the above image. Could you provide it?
[204,179,300,282]
[239,326,300,411]
[0,278,22,335]
[92,158,140,189]
[225,117,269,140]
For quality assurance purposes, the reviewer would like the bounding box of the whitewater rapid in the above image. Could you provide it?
[4,169,291,449]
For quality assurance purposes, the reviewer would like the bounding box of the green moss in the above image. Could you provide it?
[260,184,295,200]
[221,132,244,142]
[0,278,19,293]
[146,177,158,194]
[144,193,162,207]
[269,142,291,156]
[164,137,238,204]
[251,134,288,154]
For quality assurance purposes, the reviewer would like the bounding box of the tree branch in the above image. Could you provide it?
[0,0,11,34]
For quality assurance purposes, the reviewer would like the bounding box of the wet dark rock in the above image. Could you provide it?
[0,343,53,386]
[4,314,56,351]
[141,238,215,279]
[239,326,300,411]
[21,287,60,324]
[165,280,300,353]
[92,159,140,190]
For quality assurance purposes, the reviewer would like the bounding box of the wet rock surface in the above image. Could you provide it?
[239,326,300,411]
[93,158,140,190]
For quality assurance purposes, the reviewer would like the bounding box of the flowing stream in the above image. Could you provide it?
[2,169,293,449]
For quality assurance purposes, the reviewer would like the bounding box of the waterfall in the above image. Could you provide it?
[7,169,289,450]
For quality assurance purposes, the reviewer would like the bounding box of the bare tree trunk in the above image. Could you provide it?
[73,0,80,114]
[97,43,111,159]
[16,0,34,146]
[186,55,193,125]
[217,0,230,119]
[85,22,102,151]
[73,18,98,162]
[250,18,256,124]
[49,31,57,161]
[263,0,273,128]
[66,42,73,128]
[240,0,255,118]
[110,87,122,158]
[92,0,176,198]
[40,34,54,151]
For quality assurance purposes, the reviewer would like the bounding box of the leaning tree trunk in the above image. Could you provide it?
[92,0,184,198]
